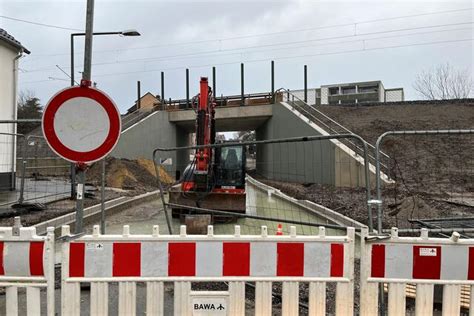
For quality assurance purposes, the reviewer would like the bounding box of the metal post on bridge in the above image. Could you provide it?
[212,66,216,99]
[161,71,165,106]
[304,64,308,103]
[271,60,275,103]
[240,63,244,106]
[186,68,190,108]
[137,80,141,110]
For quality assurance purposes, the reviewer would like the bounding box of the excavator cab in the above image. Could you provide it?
[214,145,246,189]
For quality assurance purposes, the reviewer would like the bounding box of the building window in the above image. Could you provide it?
[329,87,339,95]
[341,86,356,94]
[358,85,378,93]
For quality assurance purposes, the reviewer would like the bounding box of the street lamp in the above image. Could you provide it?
[70,29,141,86]
[69,29,140,234]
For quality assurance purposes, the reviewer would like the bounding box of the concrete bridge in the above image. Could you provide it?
[112,100,380,188]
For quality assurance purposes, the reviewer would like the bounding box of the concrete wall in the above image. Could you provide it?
[111,111,189,177]
[256,102,335,185]
[257,102,375,188]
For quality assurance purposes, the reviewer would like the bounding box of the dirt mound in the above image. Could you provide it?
[87,157,174,192]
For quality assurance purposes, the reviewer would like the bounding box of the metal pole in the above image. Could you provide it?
[100,158,106,234]
[70,35,76,199]
[271,60,275,103]
[212,66,216,98]
[137,80,141,110]
[186,69,190,108]
[161,71,165,105]
[241,63,244,106]
[75,0,94,234]
[82,0,94,82]
[304,65,308,103]
[70,35,75,86]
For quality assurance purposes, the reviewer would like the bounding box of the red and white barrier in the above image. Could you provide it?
[68,240,346,279]
[371,243,474,281]
[0,241,45,277]
[360,227,474,316]
[0,226,55,316]
[61,224,355,316]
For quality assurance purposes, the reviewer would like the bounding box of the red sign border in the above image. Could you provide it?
[42,86,121,163]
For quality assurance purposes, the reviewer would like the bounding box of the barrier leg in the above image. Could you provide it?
[26,287,41,316]
[442,284,460,316]
[174,281,191,316]
[119,281,136,316]
[91,282,109,316]
[388,283,406,316]
[470,285,474,316]
[6,286,18,315]
[228,281,245,316]
[255,281,272,316]
[359,227,378,316]
[282,281,299,316]
[63,283,81,316]
[146,281,164,316]
[415,284,434,316]
[308,282,325,316]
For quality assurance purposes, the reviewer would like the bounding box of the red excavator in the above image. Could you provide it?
[169,77,246,218]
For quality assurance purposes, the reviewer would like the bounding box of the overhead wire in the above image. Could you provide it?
[24,7,473,58]
[21,37,473,85]
[0,15,83,31]
[21,21,474,73]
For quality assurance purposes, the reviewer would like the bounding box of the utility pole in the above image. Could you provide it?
[75,0,95,234]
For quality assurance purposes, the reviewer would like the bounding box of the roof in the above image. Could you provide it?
[126,92,160,113]
[0,29,30,54]
[321,80,382,88]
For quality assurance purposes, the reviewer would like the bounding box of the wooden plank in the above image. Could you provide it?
[255,281,272,316]
[388,283,406,316]
[146,281,164,316]
[174,281,191,316]
[282,282,299,316]
[442,284,460,316]
[415,284,434,316]
[118,281,136,316]
[308,282,326,316]
[6,286,18,316]
[228,282,245,316]
[91,282,109,316]
[26,287,41,316]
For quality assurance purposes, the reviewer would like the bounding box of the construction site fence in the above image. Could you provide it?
[0,130,73,208]
[152,134,375,234]
[374,129,474,234]
[5,223,474,315]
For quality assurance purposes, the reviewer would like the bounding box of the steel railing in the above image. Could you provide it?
[277,88,391,174]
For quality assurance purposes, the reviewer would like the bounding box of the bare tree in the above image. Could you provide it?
[413,63,473,100]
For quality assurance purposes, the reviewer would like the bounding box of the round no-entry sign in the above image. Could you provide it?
[42,86,121,164]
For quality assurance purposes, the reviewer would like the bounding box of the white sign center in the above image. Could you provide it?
[53,97,110,152]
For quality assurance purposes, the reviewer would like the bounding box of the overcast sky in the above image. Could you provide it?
[1,0,473,113]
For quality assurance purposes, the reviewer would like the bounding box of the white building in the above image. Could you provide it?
[0,29,29,190]
[288,80,404,105]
